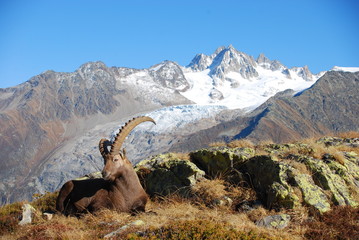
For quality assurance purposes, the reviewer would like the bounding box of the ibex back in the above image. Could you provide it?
[56,116,155,216]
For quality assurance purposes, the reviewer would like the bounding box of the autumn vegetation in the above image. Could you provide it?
[1,132,358,239]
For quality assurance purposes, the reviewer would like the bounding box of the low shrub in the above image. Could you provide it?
[126,219,275,240]
[191,179,228,206]
[32,191,58,213]
[304,206,359,240]
[0,201,23,235]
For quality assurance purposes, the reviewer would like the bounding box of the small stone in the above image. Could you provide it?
[213,196,233,207]
[43,212,53,221]
[256,214,290,229]
[104,220,144,238]
[19,204,36,225]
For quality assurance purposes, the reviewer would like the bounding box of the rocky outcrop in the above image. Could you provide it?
[209,45,259,80]
[50,136,358,214]
[135,153,205,196]
[242,155,331,213]
[190,147,254,179]
[149,61,190,92]
[186,141,359,213]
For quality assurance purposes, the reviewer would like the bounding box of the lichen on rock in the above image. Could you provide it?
[243,155,301,210]
[292,173,331,213]
[190,146,254,178]
[303,156,358,207]
[135,153,205,196]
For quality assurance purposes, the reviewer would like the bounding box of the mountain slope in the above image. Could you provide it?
[0,61,191,204]
[169,71,359,152]
[244,70,359,142]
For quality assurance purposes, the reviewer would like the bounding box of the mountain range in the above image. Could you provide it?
[0,45,358,204]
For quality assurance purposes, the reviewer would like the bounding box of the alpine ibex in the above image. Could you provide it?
[56,116,155,216]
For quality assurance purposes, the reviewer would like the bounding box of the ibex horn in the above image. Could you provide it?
[99,138,112,158]
[110,116,156,155]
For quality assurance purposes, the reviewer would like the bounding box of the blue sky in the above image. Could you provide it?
[0,0,358,88]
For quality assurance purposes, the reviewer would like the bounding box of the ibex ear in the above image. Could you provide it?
[120,148,126,159]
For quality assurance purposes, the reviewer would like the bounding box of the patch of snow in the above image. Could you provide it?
[331,66,359,73]
[109,104,227,139]
[146,105,226,133]
[181,65,320,111]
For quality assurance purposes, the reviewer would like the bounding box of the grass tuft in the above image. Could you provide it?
[304,206,359,240]
[227,139,255,149]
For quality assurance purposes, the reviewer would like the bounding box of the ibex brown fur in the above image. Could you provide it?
[56,116,155,216]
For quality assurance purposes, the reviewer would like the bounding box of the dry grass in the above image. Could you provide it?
[135,198,302,240]
[278,138,349,165]
[246,206,270,222]
[1,189,357,240]
[227,139,255,148]
[304,206,359,240]
[2,134,359,239]
[172,152,191,161]
[336,144,359,155]
[337,131,359,138]
[0,192,307,240]
[306,143,347,165]
[191,178,228,205]
[282,159,312,175]
[258,139,275,147]
[208,141,227,147]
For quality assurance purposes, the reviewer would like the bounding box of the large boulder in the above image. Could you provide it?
[242,153,359,212]
[291,172,331,213]
[301,155,358,207]
[135,153,205,196]
[190,147,255,178]
[243,155,304,210]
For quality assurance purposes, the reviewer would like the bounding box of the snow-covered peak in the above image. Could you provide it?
[149,61,190,91]
[291,65,314,81]
[331,66,359,73]
[257,53,271,66]
[78,61,107,73]
[209,46,258,80]
[187,54,212,71]
[181,46,324,110]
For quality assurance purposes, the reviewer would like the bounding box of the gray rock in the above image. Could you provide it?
[256,214,290,229]
[209,46,259,79]
[104,220,144,239]
[19,204,36,225]
[209,88,224,100]
[213,196,233,207]
[190,146,254,179]
[135,153,205,196]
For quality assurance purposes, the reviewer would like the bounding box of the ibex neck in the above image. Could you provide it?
[112,167,140,191]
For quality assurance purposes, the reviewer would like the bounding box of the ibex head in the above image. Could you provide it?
[99,116,156,182]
